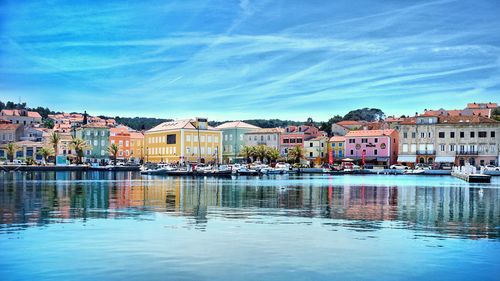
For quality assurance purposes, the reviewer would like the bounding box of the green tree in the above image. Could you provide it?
[254,145,268,163]
[70,137,90,164]
[109,143,119,166]
[37,147,55,164]
[320,115,343,135]
[287,145,304,164]
[266,147,281,163]
[240,145,255,163]
[49,132,61,157]
[343,108,385,121]
[5,143,19,162]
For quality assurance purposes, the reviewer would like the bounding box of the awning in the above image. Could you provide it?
[435,156,455,163]
[377,157,390,162]
[397,155,416,163]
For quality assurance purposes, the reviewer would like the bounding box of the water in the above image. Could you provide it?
[1,171,499,281]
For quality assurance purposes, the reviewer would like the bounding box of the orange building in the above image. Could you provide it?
[109,127,132,160]
[130,131,144,162]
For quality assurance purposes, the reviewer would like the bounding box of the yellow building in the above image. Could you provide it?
[144,118,222,163]
[130,131,145,162]
[328,136,345,162]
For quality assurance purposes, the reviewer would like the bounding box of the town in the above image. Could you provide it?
[0,101,499,173]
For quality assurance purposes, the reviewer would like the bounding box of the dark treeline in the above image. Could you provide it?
[1,100,400,134]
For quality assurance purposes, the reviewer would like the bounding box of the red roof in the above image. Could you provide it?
[1,109,41,118]
[346,129,396,137]
[0,123,22,130]
[337,120,364,126]
[329,136,345,142]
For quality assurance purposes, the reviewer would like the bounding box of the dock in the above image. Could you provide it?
[451,166,491,183]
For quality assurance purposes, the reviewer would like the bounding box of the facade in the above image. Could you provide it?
[328,136,345,161]
[280,125,324,156]
[110,127,132,160]
[398,115,500,167]
[0,124,23,144]
[331,124,350,136]
[345,129,399,166]
[244,128,283,150]
[76,124,110,162]
[144,118,222,164]
[130,132,144,163]
[335,120,365,130]
[304,136,328,164]
[0,109,42,125]
[216,121,260,163]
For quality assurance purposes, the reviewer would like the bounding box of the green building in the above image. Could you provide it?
[76,123,110,163]
[216,121,260,163]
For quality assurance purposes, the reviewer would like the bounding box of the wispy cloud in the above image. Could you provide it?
[0,0,499,120]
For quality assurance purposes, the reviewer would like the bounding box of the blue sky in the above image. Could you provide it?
[1,0,499,121]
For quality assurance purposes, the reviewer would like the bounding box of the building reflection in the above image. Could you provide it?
[0,172,499,239]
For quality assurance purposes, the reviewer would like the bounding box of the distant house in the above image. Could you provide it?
[304,136,328,164]
[0,123,23,144]
[0,109,42,125]
[244,128,283,151]
[280,125,325,156]
[216,121,260,163]
[328,136,346,161]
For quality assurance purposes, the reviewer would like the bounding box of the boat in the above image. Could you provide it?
[237,166,259,176]
[403,169,425,175]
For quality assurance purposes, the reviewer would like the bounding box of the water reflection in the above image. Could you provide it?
[1,171,499,239]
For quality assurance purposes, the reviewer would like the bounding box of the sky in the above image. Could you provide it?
[0,0,499,121]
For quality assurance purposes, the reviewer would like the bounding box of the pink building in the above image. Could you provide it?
[345,129,399,166]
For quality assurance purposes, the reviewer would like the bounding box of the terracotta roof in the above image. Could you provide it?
[216,121,260,129]
[245,128,284,134]
[0,124,22,130]
[438,116,498,124]
[337,120,365,126]
[81,123,109,128]
[308,136,328,141]
[147,119,219,133]
[129,132,144,139]
[346,129,396,137]
[329,136,345,142]
[467,102,497,109]
[1,109,41,118]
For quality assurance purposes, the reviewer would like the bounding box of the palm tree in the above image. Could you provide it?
[240,145,255,163]
[266,147,281,163]
[109,143,119,166]
[288,145,304,164]
[70,137,90,164]
[37,147,55,165]
[48,132,61,157]
[6,143,19,162]
[255,145,268,163]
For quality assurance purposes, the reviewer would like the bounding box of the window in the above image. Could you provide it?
[460,132,464,138]
[411,132,416,138]
[428,132,432,138]
[403,132,408,138]
[332,143,336,147]
[290,139,296,143]
[125,141,129,147]
[309,152,313,157]
[420,132,425,138]
[201,136,206,142]
[438,132,444,138]
[402,144,408,152]
[440,144,445,151]
[93,140,97,146]
[321,143,324,147]
[478,131,487,138]
[283,139,289,144]
[411,144,416,152]
[167,134,176,144]
[208,136,212,142]
[491,131,496,138]
[119,140,123,146]
[267,135,270,140]
[101,140,105,146]
[470,132,475,138]
[349,139,355,144]
[101,131,105,137]
[187,135,191,141]
[374,138,378,143]
[374,149,378,155]
[111,140,115,144]
[450,132,455,138]
[297,139,302,143]
[339,143,343,147]
[309,143,313,147]
[361,138,368,143]
[350,150,354,155]
[449,144,455,152]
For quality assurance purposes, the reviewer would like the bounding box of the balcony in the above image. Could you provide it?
[456,150,479,155]
[416,150,435,155]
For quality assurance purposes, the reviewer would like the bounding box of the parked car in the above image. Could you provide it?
[484,165,500,171]
[12,159,26,165]
[390,164,409,170]
[415,164,431,170]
